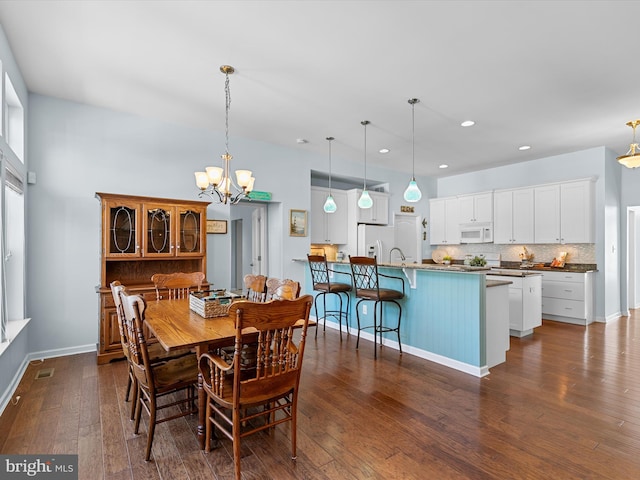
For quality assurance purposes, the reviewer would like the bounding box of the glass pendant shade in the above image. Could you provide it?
[618,152,640,168]
[205,166,224,185]
[323,194,337,213]
[404,178,422,202]
[358,189,373,209]
[235,169,253,187]
[195,171,209,189]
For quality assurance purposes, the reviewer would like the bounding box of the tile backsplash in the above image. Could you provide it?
[437,243,595,265]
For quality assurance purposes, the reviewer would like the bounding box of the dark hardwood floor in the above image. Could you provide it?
[2,311,640,479]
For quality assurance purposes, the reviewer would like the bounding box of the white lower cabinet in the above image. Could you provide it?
[489,274,542,337]
[538,271,594,324]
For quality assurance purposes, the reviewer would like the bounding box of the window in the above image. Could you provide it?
[0,155,25,345]
[0,69,26,348]
[4,73,24,162]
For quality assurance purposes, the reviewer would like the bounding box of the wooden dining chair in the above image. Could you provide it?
[243,274,267,302]
[198,295,313,480]
[349,255,405,359]
[119,289,199,461]
[266,277,301,300]
[110,281,192,420]
[151,271,205,300]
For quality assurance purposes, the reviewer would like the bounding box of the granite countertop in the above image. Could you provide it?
[293,258,490,273]
[487,269,543,277]
[495,262,597,273]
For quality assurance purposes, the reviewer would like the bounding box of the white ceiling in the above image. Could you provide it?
[0,0,638,178]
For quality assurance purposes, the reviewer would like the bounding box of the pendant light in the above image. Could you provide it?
[358,120,373,209]
[403,98,423,202]
[617,120,640,168]
[323,137,338,213]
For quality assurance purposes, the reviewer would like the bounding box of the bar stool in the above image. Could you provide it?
[349,255,405,359]
[307,254,352,338]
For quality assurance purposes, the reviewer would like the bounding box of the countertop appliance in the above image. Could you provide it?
[357,224,398,261]
[460,222,493,243]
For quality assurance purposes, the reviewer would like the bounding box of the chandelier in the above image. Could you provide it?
[617,120,640,169]
[195,65,255,204]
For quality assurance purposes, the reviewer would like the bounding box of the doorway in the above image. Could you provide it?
[628,207,640,310]
[230,202,268,291]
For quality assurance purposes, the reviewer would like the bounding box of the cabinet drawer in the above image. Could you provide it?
[542,281,584,301]
[541,271,585,283]
[542,297,585,319]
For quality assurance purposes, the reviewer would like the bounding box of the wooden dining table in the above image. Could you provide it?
[143,297,313,450]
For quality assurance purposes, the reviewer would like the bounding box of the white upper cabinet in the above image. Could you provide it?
[534,179,594,244]
[310,187,348,244]
[493,188,534,244]
[560,180,595,244]
[458,192,493,223]
[347,189,389,225]
[429,196,460,245]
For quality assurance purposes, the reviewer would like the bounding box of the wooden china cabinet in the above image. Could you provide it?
[95,192,210,364]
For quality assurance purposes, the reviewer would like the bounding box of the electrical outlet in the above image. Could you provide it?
[362,305,367,314]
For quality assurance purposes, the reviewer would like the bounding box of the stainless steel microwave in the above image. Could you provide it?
[460,223,493,243]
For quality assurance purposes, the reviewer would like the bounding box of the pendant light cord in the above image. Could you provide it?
[224,72,231,156]
[327,137,333,193]
[412,101,416,180]
[362,120,369,190]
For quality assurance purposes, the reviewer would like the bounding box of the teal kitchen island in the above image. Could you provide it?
[298,260,510,377]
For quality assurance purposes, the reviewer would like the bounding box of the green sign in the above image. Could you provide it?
[248,191,272,201]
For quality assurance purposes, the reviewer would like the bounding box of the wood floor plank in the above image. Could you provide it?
[4,311,640,478]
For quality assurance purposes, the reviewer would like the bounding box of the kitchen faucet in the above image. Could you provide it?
[389,247,406,263]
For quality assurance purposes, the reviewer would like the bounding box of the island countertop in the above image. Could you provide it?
[293,258,491,273]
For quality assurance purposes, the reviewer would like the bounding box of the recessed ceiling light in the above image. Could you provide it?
[518,145,531,151]
[379,148,390,154]
[460,120,475,127]
[439,164,449,169]
[296,138,308,144]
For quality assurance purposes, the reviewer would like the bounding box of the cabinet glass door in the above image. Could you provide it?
[144,206,173,256]
[105,201,140,257]
[177,207,204,256]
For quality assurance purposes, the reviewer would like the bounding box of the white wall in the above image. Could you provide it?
[25,94,428,356]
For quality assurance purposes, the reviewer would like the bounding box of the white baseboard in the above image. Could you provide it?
[0,343,96,416]
[313,316,488,378]
[26,343,96,363]
[0,355,30,417]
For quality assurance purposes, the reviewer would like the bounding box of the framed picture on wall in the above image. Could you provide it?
[289,209,307,237]
[206,219,227,234]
